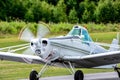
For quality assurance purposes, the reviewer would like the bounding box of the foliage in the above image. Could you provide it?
[0,21,36,35]
[0,0,120,23]
[0,21,120,36]
[113,1,120,23]
[81,0,96,23]
[0,0,27,21]
[45,0,59,5]
[68,7,79,23]
[49,22,73,33]
[95,0,119,23]
[52,0,67,23]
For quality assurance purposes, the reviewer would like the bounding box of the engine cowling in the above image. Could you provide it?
[40,39,59,60]
[30,38,59,61]
[30,39,41,56]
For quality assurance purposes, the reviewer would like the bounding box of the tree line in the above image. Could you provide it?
[0,0,120,23]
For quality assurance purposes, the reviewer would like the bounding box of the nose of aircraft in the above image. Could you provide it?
[35,49,41,55]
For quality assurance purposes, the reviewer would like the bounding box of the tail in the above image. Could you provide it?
[117,32,120,45]
[109,33,119,51]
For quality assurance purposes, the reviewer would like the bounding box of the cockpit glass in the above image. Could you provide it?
[68,28,81,36]
[82,29,92,41]
[67,26,92,42]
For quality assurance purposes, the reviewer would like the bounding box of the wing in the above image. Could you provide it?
[0,51,46,64]
[63,51,120,68]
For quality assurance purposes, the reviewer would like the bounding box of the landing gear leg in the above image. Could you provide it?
[63,62,75,75]
[63,62,84,80]
[114,66,120,78]
[29,62,50,80]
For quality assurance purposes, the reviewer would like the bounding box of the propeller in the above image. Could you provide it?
[37,24,50,38]
[19,23,50,55]
[19,27,35,42]
[19,23,50,42]
[22,48,34,55]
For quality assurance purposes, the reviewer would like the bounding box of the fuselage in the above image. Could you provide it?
[30,25,108,66]
[50,25,107,58]
[50,36,107,58]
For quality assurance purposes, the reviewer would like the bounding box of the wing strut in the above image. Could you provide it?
[63,62,75,75]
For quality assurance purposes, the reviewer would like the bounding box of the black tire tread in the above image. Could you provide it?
[74,70,84,80]
[29,70,39,80]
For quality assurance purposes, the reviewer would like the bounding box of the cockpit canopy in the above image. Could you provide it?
[67,25,92,41]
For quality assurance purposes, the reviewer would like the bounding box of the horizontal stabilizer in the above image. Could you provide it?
[109,39,119,51]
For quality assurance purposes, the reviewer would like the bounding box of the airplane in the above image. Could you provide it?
[0,23,120,80]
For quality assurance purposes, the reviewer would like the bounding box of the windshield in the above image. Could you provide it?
[68,28,81,36]
[82,29,92,41]
[67,26,92,42]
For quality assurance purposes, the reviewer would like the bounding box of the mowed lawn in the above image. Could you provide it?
[0,32,118,80]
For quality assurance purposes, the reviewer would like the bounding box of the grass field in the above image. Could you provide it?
[0,32,118,80]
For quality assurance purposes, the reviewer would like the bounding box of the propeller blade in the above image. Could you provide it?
[37,24,50,38]
[19,27,35,42]
[22,48,34,55]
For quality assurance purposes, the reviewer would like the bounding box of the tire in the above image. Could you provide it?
[29,70,39,80]
[74,70,84,80]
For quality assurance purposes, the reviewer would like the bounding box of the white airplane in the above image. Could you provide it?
[0,23,120,80]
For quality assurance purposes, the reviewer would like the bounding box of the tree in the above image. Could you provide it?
[0,0,27,21]
[95,0,116,23]
[52,0,67,23]
[0,0,7,20]
[24,9,34,22]
[7,0,27,20]
[68,7,78,23]
[113,0,120,22]
[40,1,53,22]
[64,0,82,16]
[78,2,86,23]
[81,0,96,23]
[45,0,59,5]
[26,1,54,22]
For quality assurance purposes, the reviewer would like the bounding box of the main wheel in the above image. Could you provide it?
[74,70,84,80]
[29,70,39,80]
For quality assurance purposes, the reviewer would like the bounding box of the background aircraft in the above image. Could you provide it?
[0,23,120,80]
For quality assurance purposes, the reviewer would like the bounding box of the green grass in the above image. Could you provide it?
[0,32,118,80]
[91,32,117,43]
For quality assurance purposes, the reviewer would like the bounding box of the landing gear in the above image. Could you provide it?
[29,70,39,80]
[114,66,120,78]
[29,62,50,80]
[74,70,84,80]
[63,62,84,80]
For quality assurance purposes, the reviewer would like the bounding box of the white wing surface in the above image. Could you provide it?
[0,52,46,64]
[63,51,120,68]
